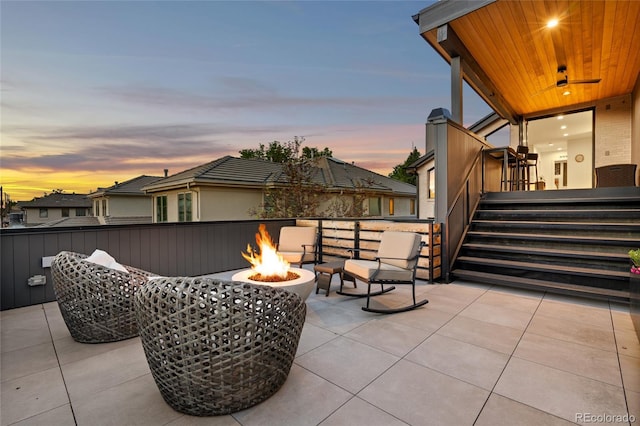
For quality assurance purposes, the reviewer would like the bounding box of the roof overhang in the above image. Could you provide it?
[413,0,640,123]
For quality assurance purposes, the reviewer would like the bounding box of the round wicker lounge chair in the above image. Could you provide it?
[51,250,155,343]
[135,276,307,416]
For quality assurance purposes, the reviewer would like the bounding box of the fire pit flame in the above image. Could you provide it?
[241,224,298,281]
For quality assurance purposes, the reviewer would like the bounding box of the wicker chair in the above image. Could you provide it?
[595,164,637,187]
[135,277,307,416]
[51,250,155,343]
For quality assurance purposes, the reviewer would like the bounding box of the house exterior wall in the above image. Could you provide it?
[594,94,633,168]
[91,195,152,217]
[416,159,435,219]
[107,196,152,217]
[632,75,640,176]
[198,187,262,221]
[22,207,88,225]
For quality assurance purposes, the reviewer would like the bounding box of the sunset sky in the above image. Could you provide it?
[1,1,491,201]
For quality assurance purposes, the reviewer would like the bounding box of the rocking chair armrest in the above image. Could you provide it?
[347,248,364,259]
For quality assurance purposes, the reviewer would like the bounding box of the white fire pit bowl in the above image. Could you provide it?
[232,267,315,301]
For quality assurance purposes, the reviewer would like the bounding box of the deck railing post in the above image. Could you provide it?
[354,221,360,259]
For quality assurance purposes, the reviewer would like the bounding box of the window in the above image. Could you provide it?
[388,198,395,216]
[39,208,48,218]
[156,196,168,222]
[62,208,69,217]
[368,197,381,216]
[178,192,192,222]
[76,208,86,216]
[428,168,436,199]
[101,199,107,216]
[410,199,416,215]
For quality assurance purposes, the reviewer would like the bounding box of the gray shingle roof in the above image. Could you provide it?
[18,193,91,208]
[89,175,163,198]
[142,156,416,196]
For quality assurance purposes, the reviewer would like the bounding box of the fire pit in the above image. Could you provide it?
[232,267,315,300]
[232,224,315,300]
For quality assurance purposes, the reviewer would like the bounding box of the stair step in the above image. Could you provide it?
[456,256,629,280]
[466,231,638,246]
[472,220,640,231]
[461,243,630,261]
[451,269,630,303]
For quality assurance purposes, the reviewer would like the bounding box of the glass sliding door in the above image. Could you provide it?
[526,109,594,189]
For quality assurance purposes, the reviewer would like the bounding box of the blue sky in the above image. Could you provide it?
[1,0,491,200]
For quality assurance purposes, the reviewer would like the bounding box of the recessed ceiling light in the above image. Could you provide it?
[557,148,562,151]
[557,115,564,120]
[560,125,567,129]
[548,143,554,146]
[547,19,559,28]
[563,90,571,96]
[563,133,569,137]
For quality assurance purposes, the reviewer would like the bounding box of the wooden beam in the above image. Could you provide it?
[436,24,520,124]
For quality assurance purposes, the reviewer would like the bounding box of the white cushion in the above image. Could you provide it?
[278,227,316,253]
[377,232,422,269]
[280,251,303,264]
[344,259,414,282]
[83,249,128,273]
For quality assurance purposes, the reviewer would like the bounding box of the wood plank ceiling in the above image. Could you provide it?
[418,0,640,119]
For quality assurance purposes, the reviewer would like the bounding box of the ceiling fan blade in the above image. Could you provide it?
[532,83,557,96]
[570,78,601,85]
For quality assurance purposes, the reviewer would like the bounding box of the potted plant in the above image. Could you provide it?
[630,249,640,275]
[630,249,640,341]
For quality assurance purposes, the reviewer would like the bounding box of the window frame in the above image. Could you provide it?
[156,195,168,222]
[178,192,192,222]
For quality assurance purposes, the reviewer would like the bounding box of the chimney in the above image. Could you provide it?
[114,181,118,186]
[164,169,168,177]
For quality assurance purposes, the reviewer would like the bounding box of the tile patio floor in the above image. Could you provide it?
[2,269,639,425]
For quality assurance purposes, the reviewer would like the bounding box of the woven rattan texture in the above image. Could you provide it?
[51,251,155,343]
[135,277,307,416]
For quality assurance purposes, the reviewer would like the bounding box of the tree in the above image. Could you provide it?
[249,137,325,218]
[388,147,421,185]
[239,138,332,162]
[302,146,332,159]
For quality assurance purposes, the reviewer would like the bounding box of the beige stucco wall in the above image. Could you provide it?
[23,207,87,225]
[198,187,262,221]
[109,196,152,217]
[152,186,415,223]
[92,196,152,217]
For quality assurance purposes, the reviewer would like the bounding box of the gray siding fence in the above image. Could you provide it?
[1,220,294,310]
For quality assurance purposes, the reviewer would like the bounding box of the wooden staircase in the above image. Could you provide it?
[452,187,640,303]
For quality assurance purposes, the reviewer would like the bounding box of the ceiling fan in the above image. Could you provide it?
[535,65,601,95]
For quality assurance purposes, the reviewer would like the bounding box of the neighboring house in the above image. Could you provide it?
[142,156,417,223]
[18,193,93,226]
[88,175,163,225]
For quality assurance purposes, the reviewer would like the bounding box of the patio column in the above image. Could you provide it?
[451,56,463,125]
